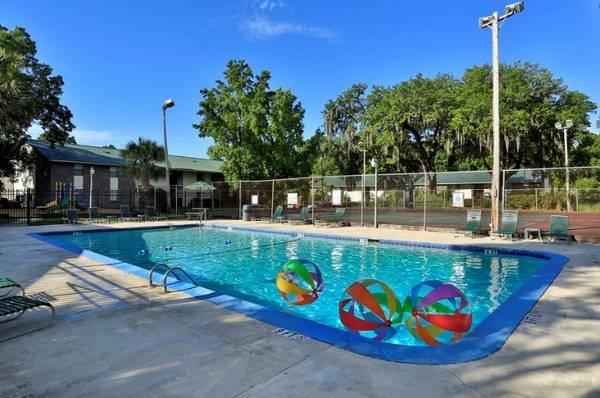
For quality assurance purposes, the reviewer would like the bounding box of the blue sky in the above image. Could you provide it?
[3,0,599,158]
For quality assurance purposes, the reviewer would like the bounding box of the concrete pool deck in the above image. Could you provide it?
[0,221,598,397]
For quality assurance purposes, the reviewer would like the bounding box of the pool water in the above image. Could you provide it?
[52,226,546,346]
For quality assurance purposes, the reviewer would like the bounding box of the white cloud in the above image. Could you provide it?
[28,124,127,147]
[258,0,284,12]
[242,16,336,42]
[71,129,123,146]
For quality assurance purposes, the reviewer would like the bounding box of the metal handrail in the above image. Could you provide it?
[162,266,197,293]
[148,263,171,288]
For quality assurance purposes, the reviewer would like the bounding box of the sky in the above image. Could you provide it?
[2,0,599,158]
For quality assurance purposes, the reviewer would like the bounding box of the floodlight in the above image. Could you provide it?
[565,119,573,128]
[370,158,378,168]
[505,2,524,15]
[162,98,175,110]
[555,122,563,130]
[479,16,493,28]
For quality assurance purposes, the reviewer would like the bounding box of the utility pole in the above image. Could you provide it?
[479,2,525,232]
[555,119,574,211]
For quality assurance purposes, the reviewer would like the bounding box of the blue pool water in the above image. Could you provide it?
[51,226,546,346]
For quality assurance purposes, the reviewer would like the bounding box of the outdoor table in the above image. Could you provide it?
[524,227,542,241]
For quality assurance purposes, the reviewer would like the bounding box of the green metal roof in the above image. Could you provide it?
[29,140,223,174]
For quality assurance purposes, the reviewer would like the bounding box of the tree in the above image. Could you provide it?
[321,83,368,175]
[0,25,75,189]
[364,74,460,188]
[102,144,117,149]
[452,63,597,170]
[121,138,165,191]
[38,131,76,144]
[194,60,306,184]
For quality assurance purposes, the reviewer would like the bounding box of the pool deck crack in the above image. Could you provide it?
[445,369,489,398]
[232,346,333,397]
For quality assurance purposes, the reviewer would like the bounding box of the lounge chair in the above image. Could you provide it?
[0,277,24,297]
[0,295,56,343]
[545,215,571,243]
[288,206,311,225]
[492,211,519,240]
[119,205,138,222]
[65,209,79,224]
[82,207,108,223]
[257,206,284,223]
[454,210,482,238]
[315,207,347,227]
[146,206,167,221]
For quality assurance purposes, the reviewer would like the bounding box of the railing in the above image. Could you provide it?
[147,263,198,294]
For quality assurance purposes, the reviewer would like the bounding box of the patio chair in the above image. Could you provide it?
[288,206,311,225]
[492,211,519,240]
[0,295,56,343]
[545,215,571,243]
[146,206,167,221]
[454,210,482,238]
[315,207,347,227]
[257,206,284,223]
[119,205,138,222]
[82,207,108,224]
[0,277,24,297]
[65,209,79,224]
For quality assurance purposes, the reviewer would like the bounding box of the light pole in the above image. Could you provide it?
[479,1,524,232]
[162,98,175,211]
[555,119,574,211]
[371,158,378,228]
[89,166,95,212]
[358,141,367,227]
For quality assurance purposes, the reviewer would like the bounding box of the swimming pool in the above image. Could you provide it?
[32,225,568,364]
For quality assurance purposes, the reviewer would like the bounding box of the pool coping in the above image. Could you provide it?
[28,224,569,365]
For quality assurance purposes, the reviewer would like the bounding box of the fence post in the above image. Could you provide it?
[535,188,538,210]
[271,179,275,217]
[238,181,242,219]
[423,172,427,231]
[501,169,506,211]
[575,189,579,212]
[175,187,178,215]
[311,176,315,224]
[26,188,31,226]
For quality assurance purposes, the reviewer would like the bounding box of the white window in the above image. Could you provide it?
[73,164,83,190]
[110,167,118,201]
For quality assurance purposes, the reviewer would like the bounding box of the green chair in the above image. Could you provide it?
[257,206,284,223]
[0,277,24,298]
[454,210,482,238]
[119,205,138,222]
[287,206,311,225]
[65,209,79,224]
[82,207,108,224]
[146,206,167,221]
[315,207,347,227]
[545,215,571,243]
[0,295,56,343]
[492,211,519,240]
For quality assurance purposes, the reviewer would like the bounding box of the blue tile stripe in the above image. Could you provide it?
[28,224,569,364]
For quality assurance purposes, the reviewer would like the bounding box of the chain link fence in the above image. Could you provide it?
[2,167,598,237]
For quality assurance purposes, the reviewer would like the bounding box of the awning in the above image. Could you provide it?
[184,181,215,191]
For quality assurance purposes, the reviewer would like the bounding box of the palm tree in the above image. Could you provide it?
[121,138,165,191]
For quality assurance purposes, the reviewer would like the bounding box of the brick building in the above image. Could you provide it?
[25,140,224,210]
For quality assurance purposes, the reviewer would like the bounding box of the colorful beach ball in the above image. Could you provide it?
[339,279,403,341]
[404,280,472,346]
[276,259,323,306]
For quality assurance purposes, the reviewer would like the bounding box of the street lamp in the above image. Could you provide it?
[479,1,525,232]
[358,141,367,227]
[555,119,574,211]
[89,166,95,212]
[371,158,378,228]
[162,98,175,211]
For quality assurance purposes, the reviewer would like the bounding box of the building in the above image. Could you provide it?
[8,140,224,210]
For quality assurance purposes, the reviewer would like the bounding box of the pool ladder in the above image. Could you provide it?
[148,263,198,294]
